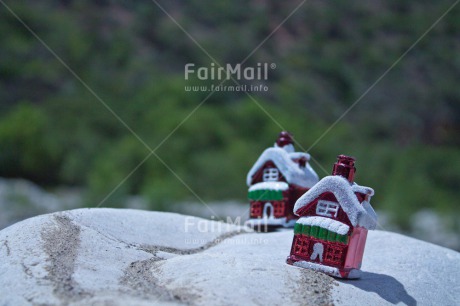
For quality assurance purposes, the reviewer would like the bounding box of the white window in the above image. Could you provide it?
[316,200,339,218]
[263,168,279,182]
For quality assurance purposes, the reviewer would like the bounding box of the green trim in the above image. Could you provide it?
[248,189,283,201]
[294,222,350,245]
[318,227,328,240]
[337,234,349,244]
[294,223,302,234]
[310,226,319,237]
[302,225,311,236]
[327,231,337,242]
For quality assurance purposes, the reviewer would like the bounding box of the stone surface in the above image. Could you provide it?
[0,208,458,305]
[332,231,460,306]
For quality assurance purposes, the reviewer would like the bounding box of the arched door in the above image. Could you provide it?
[263,202,274,219]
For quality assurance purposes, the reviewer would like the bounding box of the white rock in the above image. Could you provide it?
[0,208,458,305]
[332,231,460,306]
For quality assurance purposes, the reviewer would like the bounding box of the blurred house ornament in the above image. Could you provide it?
[286,155,377,279]
[245,131,319,230]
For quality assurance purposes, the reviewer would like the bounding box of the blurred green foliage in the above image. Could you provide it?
[0,0,459,228]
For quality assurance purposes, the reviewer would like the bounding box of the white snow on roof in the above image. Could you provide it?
[293,176,377,230]
[275,143,295,152]
[288,152,311,160]
[297,216,350,235]
[248,181,289,192]
[352,183,375,197]
[246,147,319,188]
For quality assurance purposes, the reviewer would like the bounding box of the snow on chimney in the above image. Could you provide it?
[275,131,295,152]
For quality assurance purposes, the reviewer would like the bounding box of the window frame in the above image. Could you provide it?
[263,167,279,182]
[315,200,340,218]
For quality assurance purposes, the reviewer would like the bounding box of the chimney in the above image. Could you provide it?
[276,131,294,147]
[332,155,356,183]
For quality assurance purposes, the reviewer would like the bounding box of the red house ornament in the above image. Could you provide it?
[286,155,377,279]
[245,131,319,229]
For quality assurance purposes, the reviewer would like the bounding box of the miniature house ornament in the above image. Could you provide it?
[286,155,377,279]
[245,131,319,229]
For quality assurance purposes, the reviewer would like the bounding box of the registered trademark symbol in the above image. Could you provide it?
[270,63,276,69]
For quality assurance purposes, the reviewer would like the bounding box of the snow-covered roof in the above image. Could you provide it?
[246,147,319,188]
[297,216,350,235]
[248,181,289,192]
[293,176,377,230]
[288,152,311,160]
[352,184,375,197]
